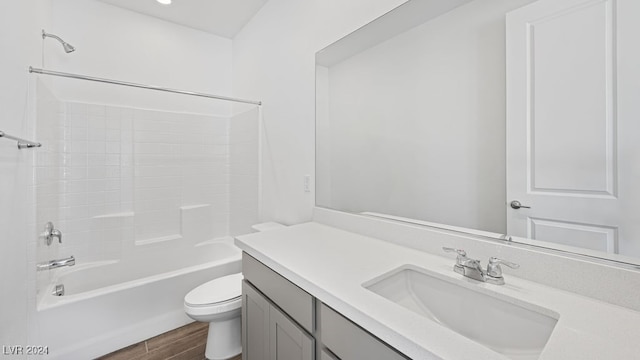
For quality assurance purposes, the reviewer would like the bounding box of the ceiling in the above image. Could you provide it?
[97,0,268,38]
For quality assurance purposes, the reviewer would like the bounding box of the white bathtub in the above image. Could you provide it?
[34,238,242,359]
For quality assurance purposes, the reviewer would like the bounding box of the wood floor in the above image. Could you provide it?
[97,322,242,360]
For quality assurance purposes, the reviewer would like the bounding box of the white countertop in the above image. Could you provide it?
[235,222,640,360]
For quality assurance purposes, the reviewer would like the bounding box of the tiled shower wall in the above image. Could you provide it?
[34,82,258,300]
[230,107,259,235]
[34,81,63,300]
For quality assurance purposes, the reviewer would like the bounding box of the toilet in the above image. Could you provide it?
[184,273,244,359]
[184,222,286,360]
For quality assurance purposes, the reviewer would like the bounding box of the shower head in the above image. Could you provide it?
[62,42,75,53]
[42,29,75,53]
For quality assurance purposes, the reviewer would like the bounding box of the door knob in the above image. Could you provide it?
[510,200,531,210]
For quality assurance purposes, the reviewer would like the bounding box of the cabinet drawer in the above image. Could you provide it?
[243,253,314,333]
[320,303,408,360]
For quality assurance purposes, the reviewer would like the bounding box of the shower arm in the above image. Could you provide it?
[42,29,75,53]
[42,30,64,43]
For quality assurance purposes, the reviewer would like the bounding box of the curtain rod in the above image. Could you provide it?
[29,67,262,106]
[0,130,41,149]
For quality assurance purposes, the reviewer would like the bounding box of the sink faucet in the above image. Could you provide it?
[37,255,75,271]
[443,248,519,285]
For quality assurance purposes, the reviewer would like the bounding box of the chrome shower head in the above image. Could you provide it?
[62,42,75,53]
[42,29,75,53]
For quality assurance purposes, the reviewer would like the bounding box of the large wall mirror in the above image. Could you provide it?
[316,0,640,267]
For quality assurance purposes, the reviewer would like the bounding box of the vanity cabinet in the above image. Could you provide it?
[242,281,314,360]
[242,253,409,360]
[242,253,314,360]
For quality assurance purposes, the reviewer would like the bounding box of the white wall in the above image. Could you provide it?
[0,0,51,354]
[230,108,260,235]
[318,0,536,233]
[34,81,62,305]
[46,0,234,115]
[232,0,407,225]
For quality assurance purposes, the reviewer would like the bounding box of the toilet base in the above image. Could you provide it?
[205,315,242,360]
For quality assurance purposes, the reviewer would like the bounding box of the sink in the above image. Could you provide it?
[363,265,558,359]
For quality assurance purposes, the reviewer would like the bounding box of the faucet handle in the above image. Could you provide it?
[43,222,63,245]
[51,229,62,243]
[487,257,520,277]
[442,247,466,256]
[443,247,468,266]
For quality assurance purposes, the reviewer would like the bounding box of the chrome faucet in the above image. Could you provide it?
[37,255,75,271]
[443,248,519,285]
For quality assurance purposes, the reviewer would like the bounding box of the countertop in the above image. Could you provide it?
[235,222,640,360]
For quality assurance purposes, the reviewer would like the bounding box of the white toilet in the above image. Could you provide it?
[184,222,285,360]
[184,273,244,360]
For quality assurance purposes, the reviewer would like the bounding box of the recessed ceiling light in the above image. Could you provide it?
[156,0,172,5]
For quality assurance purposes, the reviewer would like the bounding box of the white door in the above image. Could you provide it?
[506,0,640,257]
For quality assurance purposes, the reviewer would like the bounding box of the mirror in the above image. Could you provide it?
[316,0,640,266]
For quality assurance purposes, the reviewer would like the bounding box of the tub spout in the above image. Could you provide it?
[37,256,75,271]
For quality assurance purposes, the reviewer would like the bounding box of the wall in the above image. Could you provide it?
[230,108,260,235]
[34,81,62,306]
[46,0,233,116]
[0,0,51,355]
[317,0,536,233]
[232,0,408,225]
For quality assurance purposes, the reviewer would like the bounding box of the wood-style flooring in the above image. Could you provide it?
[97,322,242,360]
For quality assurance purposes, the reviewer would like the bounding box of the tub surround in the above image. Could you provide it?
[235,221,640,359]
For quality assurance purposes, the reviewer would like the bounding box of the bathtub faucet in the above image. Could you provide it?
[37,255,75,271]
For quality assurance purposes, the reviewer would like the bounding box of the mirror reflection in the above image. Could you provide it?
[316,0,640,264]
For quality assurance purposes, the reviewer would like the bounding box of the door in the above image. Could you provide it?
[506,0,640,256]
[243,281,270,360]
[269,305,314,360]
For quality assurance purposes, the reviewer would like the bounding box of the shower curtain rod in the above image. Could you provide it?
[0,130,41,149]
[29,67,262,106]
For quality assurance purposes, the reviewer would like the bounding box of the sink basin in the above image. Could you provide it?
[363,265,558,359]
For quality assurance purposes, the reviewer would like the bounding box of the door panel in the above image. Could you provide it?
[529,218,618,252]
[528,0,615,195]
[269,305,314,360]
[243,281,270,360]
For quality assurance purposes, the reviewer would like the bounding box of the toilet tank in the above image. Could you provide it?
[251,222,286,232]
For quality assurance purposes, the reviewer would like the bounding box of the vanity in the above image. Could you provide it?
[235,209,640,360]
[241,251,407,360]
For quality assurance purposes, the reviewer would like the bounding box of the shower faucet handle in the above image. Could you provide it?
[44,222,63,245]
[52,228,63,243]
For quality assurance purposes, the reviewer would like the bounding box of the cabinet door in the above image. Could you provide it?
[243,281,270,360]
[270,305,314,360]
[321,349,340,360]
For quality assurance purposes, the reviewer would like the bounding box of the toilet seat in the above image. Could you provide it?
[184,273,243,315]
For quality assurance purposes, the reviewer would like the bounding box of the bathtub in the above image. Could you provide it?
[34,237,242,360]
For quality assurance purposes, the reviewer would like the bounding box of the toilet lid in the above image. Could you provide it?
[185,273,243,306]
